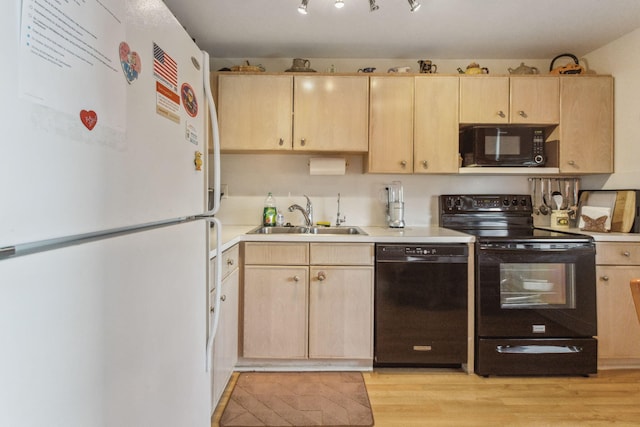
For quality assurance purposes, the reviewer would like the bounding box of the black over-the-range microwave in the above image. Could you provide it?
[460,126,546,167]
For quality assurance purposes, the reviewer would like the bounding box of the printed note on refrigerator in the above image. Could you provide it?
[19,0,126,131]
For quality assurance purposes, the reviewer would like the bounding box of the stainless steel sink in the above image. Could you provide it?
[247,226,367,235]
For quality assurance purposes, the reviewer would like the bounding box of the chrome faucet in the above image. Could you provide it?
[288,195,313,226]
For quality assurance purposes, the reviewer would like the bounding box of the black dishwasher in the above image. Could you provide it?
[374,244,468,367]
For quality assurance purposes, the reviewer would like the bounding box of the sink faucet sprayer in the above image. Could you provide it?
[335,193,346,226]
[288,195,314,226]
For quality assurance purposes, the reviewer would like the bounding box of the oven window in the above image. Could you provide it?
[499,263,576,309]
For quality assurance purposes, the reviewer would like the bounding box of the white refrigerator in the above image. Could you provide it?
[0,0,222,425]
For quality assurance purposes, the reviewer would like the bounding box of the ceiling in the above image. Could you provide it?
[162,0,640,60]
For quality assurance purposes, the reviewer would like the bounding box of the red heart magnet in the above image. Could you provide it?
[80,110,98,130]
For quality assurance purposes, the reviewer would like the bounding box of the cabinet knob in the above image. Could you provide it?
[227,259,234,266]
[422,160,428,169]
[278,138,284,146]
[400,160,407,167]
[317,271,326,281]
[568,160,576,166]
[293,275,300,282]
[518,110,527,118]
[600,276,610,282]
[497,110,505,118]
[300,138,306,147]
[220,294,226,302]
[622,251,631,257]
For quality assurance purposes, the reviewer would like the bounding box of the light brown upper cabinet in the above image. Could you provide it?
[367,76,414,173]
[557,76,613,174]
[293,75,369,152]
[367,76,459,174]
[510,76,560,124]
[414,76,460,173]
[459,76,559,125]
[217,74,293,151]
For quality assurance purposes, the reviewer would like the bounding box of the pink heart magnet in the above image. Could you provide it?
[119,41,141,84]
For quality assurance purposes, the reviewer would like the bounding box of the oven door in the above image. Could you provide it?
[476,242,596,338]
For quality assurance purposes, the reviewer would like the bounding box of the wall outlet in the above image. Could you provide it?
[221,184,228,199]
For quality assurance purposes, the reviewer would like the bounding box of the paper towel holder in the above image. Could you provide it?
[308,157,349,175]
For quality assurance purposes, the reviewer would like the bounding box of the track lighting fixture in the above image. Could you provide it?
[297,0,421,14]
[298,0,309,14]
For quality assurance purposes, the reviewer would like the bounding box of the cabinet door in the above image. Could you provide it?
[459,76,509,124]
[414,76,460,173]
[217,75,293,151]
[308,266,373,359]
[243,266,308,359]
[211,268,239,410]
[596,266,640,365]
[510,76,559,124]
[293,76,369,152]
[367,76,414,173]
[559,76,613,173]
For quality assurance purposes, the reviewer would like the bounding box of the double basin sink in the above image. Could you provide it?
[248,225,367,236]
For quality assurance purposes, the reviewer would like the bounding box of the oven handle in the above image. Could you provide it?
[496,345,583,354]
[479,244,594,252]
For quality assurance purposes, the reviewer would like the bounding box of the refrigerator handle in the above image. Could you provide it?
[202,50,221,216]
[206,216,223,372]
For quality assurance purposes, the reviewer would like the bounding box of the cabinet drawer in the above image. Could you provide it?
[221,244,240,278]
[596,242,640,265]
[244,242,309,265]
[310,243,374,266]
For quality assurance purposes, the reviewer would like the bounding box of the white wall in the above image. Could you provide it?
[581,27,640,190]
[210,38,640,227]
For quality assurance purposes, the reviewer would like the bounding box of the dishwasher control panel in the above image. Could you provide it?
[377,244,468,261]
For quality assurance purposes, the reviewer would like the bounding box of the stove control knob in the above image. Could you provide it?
[520,198,528,206]
[511,198,518,206]
[502,199,510,206]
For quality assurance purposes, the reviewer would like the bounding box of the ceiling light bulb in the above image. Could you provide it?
[298,0,309,14]
[408,0,421,12]
[335,0,344,9]
[369,0,379,11]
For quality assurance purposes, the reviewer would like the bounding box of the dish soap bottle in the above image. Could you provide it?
[263,192,277,227]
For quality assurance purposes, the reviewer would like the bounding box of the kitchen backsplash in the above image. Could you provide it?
[212,153,531,226]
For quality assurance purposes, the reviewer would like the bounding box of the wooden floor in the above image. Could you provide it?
[212,369,640,426]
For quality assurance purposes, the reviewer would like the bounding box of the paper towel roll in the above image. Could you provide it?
[309,157,346,175]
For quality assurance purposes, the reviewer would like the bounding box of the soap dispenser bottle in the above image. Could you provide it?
[263,192,277,226]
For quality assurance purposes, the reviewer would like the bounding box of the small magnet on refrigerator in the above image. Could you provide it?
[194,151,203,171]
[80,109,98,130]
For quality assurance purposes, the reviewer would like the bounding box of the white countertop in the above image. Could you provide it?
[209,225,474,258]
[209,224,640,258]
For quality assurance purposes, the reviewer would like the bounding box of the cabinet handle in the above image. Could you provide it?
[278,138,284,146]
[317,271,326,281]
[518,110,527,117]
[497,110,505,118]
[622,251,631,257]
[400,160,407,167]
[300,138,306,147]
[600,276,610,282]
[227,259,234,266]
[422,160,428,169]
[293,275,300,282]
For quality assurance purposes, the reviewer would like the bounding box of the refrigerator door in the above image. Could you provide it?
[1,0,208,248]
[0,221,210,426]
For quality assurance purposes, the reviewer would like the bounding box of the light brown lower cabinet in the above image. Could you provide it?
[595,242,640,368]
[242,242,374,360]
